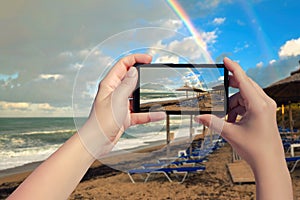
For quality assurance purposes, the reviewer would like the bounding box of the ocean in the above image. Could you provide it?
[0,118,79,170]
[0,116,198,171]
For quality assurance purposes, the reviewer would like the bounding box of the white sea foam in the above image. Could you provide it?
[0,144,61,171]
[140,96,187,104]
[21,129,76,135]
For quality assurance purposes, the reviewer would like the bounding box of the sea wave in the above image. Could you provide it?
[20,129,77,135]
[0,116,207,171]
[0,144,61,171]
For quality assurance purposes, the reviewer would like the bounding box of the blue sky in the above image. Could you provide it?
[176,0,300,67]
[0,0,299,117]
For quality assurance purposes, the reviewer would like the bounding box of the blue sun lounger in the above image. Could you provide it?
[127,166,206,183]
[168,157,208,166]
[286,156,300,173]
[141,157,207,170]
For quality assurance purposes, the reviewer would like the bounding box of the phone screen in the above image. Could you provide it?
[133,63,228,115]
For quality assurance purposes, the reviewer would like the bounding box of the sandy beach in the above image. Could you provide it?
[1,141,300,200]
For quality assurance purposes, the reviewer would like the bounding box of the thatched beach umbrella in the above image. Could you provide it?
[212,84,225,95]
[264,68,300,105]
[212,84,224,90]
[175,84,206,98]
[264,62,300,132]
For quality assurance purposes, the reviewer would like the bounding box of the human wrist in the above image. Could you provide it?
[252,157,292,200]
[77,113,115,159]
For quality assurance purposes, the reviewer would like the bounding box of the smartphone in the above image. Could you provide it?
[132,63,228,115]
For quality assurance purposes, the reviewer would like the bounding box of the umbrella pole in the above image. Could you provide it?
[189,115,193,156]
[166,114,170,144]
[166,114,170,156]
[190,115,193,138]
[281,104,285,129]
[288,102,293,133]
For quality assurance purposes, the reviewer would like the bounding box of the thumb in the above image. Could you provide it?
[113,67,138,103]
[194,114,225,135]
[110,67,138,130]
[195,114,242,144]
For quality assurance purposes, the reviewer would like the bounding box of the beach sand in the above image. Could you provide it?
[1,142,300,199]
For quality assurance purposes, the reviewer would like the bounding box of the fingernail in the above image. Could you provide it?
[150,112,166,120]
[224,57,232,62]
[194,116,205,125]
[127,67,137,77]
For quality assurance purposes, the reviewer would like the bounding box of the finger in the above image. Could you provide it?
[113,67,138,105]
[101,54,152,90]
[228,74,239,88]
[228,92,245,111]
[131,112,166,125]
[227,105,246,123]
[219,122,243,146]
[194,114,225,135]
[229,74,266,101]
[195,114,244,145]
[249,77,271,100]
[195,115,242,144]
[109,67,139,129]
[223,57,261,105]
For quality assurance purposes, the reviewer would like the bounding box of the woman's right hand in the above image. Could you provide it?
[195,57,292,200]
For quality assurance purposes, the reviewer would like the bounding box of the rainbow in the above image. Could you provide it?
[166,0,214,63]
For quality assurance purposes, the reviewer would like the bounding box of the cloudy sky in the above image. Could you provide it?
[1,0,299,117]
[139,66,224,91]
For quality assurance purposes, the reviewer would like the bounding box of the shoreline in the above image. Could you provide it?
[0,139,167,181]
[0,133,204,185]
[0,132,201,179]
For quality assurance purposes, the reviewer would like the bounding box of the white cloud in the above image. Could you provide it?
[247,38,300,87]
[0,101,72,117]
[247,55,300,87]
[72,63,84,70]
[279,38,300,57]
[256,61,263,68]
[59,51,73,58]
[1,102,30,110]
[39,74,64,81]
[249,37,300,87]
[200,30,218,44]
[152,19,183,30]
[167,36,209,60]
[78,49,91,59]
[213,17,226,25]
[234,43,249,53]
[147,29,217,63]
[269,59,276,65]
[38,103,55,111]
[154,56,179,63]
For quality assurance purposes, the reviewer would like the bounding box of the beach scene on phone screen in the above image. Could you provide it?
[138,66,226,114]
